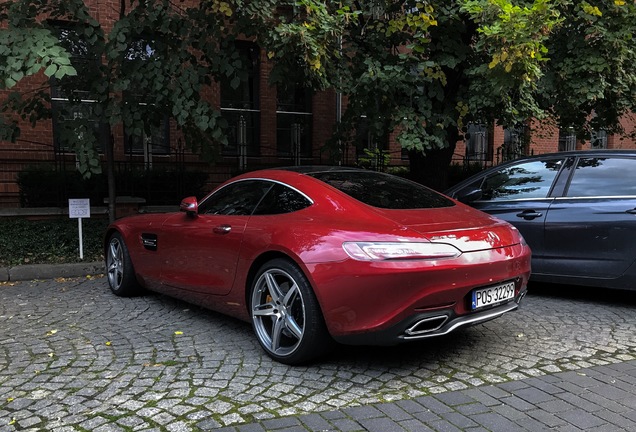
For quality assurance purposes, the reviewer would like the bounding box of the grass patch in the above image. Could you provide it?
[0,217,108,266]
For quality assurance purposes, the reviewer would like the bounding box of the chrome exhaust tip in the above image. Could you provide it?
[405,315,449,336]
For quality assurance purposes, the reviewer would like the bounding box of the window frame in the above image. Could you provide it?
[477,157,569,202]
[49,23,101,154]
[197,179,272,216]
[276,83,313,160]
[220,42,261,158]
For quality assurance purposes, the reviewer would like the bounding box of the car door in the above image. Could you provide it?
[450,157,568,274]
[160,180,273,295]
[542,155,636,279]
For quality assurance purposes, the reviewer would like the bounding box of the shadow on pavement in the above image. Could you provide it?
[527,281,636,306]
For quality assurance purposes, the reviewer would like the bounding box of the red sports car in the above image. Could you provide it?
[105,167,531,364]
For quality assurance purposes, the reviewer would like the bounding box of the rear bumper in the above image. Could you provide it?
[307,243,532,339]
[332,288,527,346]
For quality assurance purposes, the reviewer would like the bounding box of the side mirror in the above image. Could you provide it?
[456,188,483,204]
[180,196,198,216]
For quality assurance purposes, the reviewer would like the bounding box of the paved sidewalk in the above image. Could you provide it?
[1,274,635,431]
[215,360,636,431]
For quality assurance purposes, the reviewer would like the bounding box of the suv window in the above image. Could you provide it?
[198,180,272,215]
[481,159,564,201]
[567,157,636,197]
[253,183,312,215]
[310,171,454,209]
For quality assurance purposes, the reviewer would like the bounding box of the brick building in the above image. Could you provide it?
[2,1,635,209]
[454,115,636,172]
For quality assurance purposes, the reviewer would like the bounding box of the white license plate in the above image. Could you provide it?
[471,282,516,310]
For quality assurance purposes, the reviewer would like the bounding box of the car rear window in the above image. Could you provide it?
[309,171,454,209]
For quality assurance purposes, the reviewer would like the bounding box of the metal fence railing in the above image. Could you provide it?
[2,144,214,208]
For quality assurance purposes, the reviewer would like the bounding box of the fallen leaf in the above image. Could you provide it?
[6,397,14,403]
[9,418,16,425]
[48,353,54,358]
[105,341,112,346]
[45,329,58,336]
[174,331,183,335]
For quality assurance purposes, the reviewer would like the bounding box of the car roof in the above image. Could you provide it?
[275,165,364,174]
[445,149,636,194]
[463,149,636,174]
[504,149,636,162]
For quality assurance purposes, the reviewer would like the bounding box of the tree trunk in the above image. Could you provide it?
[408,127,459,192]
[101,121,116,223]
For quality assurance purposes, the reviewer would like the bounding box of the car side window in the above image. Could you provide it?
[567,157,636,197]
[480,159,564,201]
[198,180,272,215]
[252,183,312,215]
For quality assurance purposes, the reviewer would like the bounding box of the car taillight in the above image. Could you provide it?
[342,242,461,261]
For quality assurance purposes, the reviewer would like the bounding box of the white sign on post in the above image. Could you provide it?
[69,199,91,260]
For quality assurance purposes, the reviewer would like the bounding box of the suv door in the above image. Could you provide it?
[542,156,636,280]
[449,157,568,274]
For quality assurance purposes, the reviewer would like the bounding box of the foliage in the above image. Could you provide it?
[0,217,106,266]
[1,0,636,190]
[447,161,487,188]
[0,0,255,176]
[356,147,391,171]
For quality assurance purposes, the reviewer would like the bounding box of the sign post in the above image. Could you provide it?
[68,198,91,260]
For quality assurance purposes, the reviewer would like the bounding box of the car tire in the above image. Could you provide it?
[250,258,333,365]
[106,232,142,297]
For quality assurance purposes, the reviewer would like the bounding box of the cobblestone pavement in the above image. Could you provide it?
[0,276,635,431]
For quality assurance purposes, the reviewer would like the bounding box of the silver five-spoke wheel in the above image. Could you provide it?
[107,236,125,290]
[105,232,140,297]
[252,268,306,356]
[250,258,331,364]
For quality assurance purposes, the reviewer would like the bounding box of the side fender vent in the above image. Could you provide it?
[141,233,158,251]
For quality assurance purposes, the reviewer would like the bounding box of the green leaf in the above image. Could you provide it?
[10,71,24,82]
[53,65,76,79]
[43,64,57,77]
[4,77,17,88]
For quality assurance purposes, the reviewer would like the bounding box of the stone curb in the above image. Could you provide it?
[0,261,103,282]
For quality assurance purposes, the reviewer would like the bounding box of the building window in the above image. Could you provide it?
[465,123,489,161]
[276,83,312,164]
[590,130,607,149]
[122,39,170,161]
[355,116,389,170]
[220,42,260,164]
[501,124,528,161]
[125,116,170,160]
[50,25,101,153]
[558,127,577,152]
[356,116,388,154]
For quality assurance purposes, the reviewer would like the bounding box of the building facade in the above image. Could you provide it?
[2,1,635,209]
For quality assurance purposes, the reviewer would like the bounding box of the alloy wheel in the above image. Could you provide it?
[107,237,124,290]
[251,268,306,357]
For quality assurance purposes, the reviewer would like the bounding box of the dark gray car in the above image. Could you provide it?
[446,150,636,290]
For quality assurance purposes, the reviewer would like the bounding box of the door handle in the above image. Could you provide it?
[626,208,636,215]
[213,225,231,234]
[516,210,543,220]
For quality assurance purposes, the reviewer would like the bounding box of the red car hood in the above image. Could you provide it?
[371,205,522,252]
